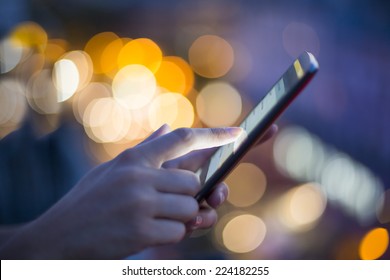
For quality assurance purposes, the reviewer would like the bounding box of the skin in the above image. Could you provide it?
[0,124,277,259]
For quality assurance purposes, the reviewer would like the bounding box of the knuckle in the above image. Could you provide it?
[134,220,154,245]
[117,148,137,163]
[139,188,156,205]
[129,185,156,211]
[210,127,227,139]
[170,169,201,195]
[186,172,201,194]
[117,148,150,167]
[124,165,146,182]
[174,128,194,144]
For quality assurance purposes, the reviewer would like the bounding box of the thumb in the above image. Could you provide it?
[136,127,243,167]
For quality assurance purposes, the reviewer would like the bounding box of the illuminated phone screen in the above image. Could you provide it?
[195,52,318,202]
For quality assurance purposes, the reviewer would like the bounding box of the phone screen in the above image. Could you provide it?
[195,52,319,202]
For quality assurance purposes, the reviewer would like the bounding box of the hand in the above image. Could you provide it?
[0,126,242,259]
[143,125,229,233]
[159,124,278,232]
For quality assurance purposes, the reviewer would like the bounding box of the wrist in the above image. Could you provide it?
[0,219,64,259]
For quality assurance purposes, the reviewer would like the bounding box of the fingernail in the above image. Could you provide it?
[194,215,203,226]
[226,127,243,137]
[218,190,225,206]
[189,216,202,231]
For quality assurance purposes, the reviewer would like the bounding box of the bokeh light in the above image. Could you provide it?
[189,35,234,78]
[0,79,27,128]
[124,106,155,142]
[61,50,93,92]
[154,58,187,94]
[213,211,241,250]
[44,39,68,63]
[148,93,194,130]
[117,38,162,73]
[225,162,267,207]
[112,64,157,110]
[27,69,61,114]
[84,32,119,74]
[1,1,388,260]
[83,97,131,143]
[196,82,242,127]
[273,126,326,181]
[0,38,24,74]
[321,155,383,223]
[273,126,384,224]
[72,82,112,124]
[282,21,320,58]
[359,227,389,260]
[52,59,80,102]
[16,53,45,82]
[9,21,47,51]
[163,56,194,95]
[222,214,267,253]
[278,183,327,232]
[99,38,124,77]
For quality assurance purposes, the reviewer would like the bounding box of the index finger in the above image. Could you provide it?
[137,127,243,167]
[164,124,278,171]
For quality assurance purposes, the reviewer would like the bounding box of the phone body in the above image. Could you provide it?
[195,51,319,202]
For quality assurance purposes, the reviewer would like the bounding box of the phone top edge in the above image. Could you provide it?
[300,51,319,73]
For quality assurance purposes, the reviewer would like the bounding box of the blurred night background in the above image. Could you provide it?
[0,0,389,259]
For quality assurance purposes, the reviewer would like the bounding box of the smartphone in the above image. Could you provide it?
[195,51,319,202]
